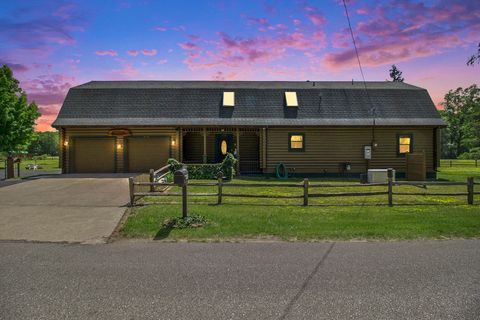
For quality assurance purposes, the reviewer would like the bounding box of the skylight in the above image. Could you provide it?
[285,92,298,107]
[223,92,235,107]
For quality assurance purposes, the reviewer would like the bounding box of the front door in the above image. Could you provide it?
[215,134,234,163]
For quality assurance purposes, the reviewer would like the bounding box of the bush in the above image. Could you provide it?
[458,147,480,160]
[162,214,208,229]
[167,153,237,180]
[220,153,237,180]
[186,163,222,179]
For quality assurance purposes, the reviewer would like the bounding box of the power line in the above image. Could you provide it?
[342,0,377,140]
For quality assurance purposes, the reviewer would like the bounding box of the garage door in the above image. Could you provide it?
[73,138,115,173]
[127,137,170,173]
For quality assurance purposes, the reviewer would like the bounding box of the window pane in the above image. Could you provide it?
[290,135,303,142]
[221,140,227,155]
[399,144,410,153]
[399,137,410,145]
[285,92,298,107]
[223,92,234,106]
[291,141,303,149]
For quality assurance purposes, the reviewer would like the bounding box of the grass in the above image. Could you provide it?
[120,165,480,241]
[0,157,60,172]
[121,205,480,241]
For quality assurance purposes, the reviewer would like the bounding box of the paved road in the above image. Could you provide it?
[1,240,479,319]
[0,174,130,243]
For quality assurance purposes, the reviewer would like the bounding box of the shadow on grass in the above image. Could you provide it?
[154,225,174,240]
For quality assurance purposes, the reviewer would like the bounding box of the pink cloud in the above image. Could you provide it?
[156,26,167,32]
[18,74,78,131]
[171,25,186,32]
[304,6,326,26]
[0,61,29,72]
[323,0,480,70]
[211,71,238,80]
[112,63,139,77]
[356,7,369,15]
[95,50,118,56]
[22,74,76,106]
[180,21,327,71]
[36,113,58,132]
[331,30,351,48]
[178,42,198,50]
[141,49,157,56]
[157,59,168,65]
[127,50,139,56]
[293,19,301,26]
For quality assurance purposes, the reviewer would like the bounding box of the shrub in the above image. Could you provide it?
[166,152,237,180]
[458,147,480,160]
[167,158,182,173]
[162,214,208,229]
[220,153,237,180]
[186,163,222,179]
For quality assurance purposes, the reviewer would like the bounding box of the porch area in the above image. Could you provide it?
[179,127,264,174]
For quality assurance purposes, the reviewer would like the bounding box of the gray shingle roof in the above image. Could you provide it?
[53,81,445,127]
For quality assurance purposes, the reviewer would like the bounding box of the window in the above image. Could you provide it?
[285,92,298,107]
[398,134,413,155]
[289,133,305,151]
[223,92,234,107]
[220,139,228,155]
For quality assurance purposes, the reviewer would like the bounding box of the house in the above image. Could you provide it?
[52,81,445,178]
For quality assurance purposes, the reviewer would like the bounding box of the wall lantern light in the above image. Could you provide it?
[64,141,69,147]
[171,139,176,146]
[117,143,123,150]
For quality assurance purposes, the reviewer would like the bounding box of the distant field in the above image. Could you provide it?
[0,157,60,171]
[440,159,479,167]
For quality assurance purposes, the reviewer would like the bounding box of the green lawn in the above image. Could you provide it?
[120,166,480,241]
[0,157,60,171]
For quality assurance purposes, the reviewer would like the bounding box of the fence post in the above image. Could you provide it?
[149,169,155,192]
[303,178,309,206]
[387,168,393,207]
[217,176,223,205]
[128,177,135,207]
[182,184,188,218]
[467,177,474,205]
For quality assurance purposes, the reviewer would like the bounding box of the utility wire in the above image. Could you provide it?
[342,0,377,139]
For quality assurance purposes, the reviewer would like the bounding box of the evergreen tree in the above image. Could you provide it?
[389,64,404,82]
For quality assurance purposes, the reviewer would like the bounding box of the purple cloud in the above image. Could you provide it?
[323,0,480,69]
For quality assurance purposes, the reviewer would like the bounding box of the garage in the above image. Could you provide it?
[127,137,170,172]
[72,137,116,173]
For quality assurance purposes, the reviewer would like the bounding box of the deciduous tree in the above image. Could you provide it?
[440,85,480,159]
[0,65,40,178]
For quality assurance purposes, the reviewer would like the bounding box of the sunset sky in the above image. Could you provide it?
[1,0,478,131]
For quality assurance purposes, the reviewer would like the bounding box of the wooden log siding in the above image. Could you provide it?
[63,127,179,173]
[265,127,435,174]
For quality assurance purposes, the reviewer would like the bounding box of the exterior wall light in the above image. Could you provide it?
[64,141,69,147]
[117,143,123,150]
[171,139,176,146]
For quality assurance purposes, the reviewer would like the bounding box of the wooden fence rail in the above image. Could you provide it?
[440,159,478,167]
[128,169,478,207]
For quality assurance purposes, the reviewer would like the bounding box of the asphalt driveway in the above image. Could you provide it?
[0,174,130,243]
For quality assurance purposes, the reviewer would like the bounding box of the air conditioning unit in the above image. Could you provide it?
[367,169,395,183]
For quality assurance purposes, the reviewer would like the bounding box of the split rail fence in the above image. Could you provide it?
[129,169,479,207]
